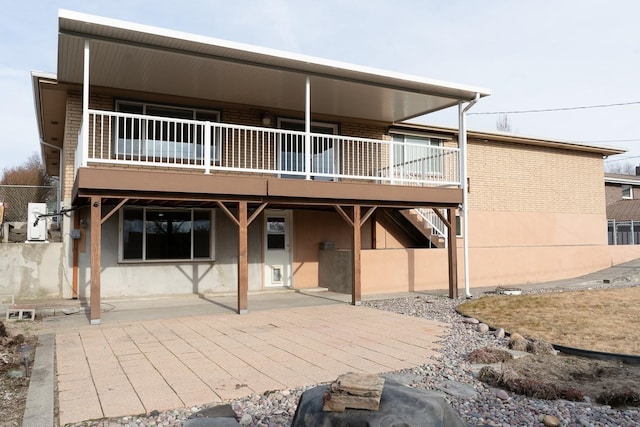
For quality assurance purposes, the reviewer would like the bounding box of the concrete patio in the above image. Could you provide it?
[44,292,447,425]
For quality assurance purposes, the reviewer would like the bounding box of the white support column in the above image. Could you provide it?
[305,76,311,180]
[81,39,90,167]
[204,121,212,174]
[459,94,480,298]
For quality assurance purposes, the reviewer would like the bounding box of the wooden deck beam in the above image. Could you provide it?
[352,205,362,306]
[238,201,248,314]
[90,196,101,325]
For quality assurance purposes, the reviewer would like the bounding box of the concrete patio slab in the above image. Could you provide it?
[53,301,446,425]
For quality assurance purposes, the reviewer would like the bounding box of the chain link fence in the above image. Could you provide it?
[608,220,640,245]
[0,184,58,223]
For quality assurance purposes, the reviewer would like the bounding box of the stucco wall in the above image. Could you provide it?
[292,210,372,288]
[360,244,640,295]
[0,243,62,299]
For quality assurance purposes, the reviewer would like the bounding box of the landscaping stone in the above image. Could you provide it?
[292,379,470,427]
[477,323,489,333]
[435,380,479,399]
[189,404,237,419]
[238,413,252,426]
[322,373,384,411]
[543,414,561,427]
[463,317,480,324]
[495,389,510,400]
[495,327,505,339]
[508,332,528,351]
[527,339,556,355]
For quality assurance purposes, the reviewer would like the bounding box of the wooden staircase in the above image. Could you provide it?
[399,209,446,248]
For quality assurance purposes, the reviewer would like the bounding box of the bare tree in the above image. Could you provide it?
[1,153,50,185]
[496,113,512,132]
[605,162,637,175]
[0,153,56,222]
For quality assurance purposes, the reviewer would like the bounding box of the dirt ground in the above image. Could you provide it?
[0,321,36,427]
[493,353,640,405]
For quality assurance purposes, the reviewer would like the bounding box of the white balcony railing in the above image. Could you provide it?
[77,109,461,187]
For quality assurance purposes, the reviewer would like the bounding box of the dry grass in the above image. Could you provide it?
[456,286,640,355]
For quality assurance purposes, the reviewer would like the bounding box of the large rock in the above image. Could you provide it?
[292,379,472,427]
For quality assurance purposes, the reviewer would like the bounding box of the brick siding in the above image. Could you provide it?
[467,138,604,214]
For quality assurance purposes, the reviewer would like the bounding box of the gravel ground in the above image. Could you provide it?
[66,285,640,427]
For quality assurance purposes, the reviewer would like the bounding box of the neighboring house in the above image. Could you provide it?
[605,172,640,245]
[31,11,640,324]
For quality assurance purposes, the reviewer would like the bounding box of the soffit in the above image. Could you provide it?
[32,73,68,175]
[56,10,490,123]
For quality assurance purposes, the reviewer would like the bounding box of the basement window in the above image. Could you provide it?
[120,207,215,262]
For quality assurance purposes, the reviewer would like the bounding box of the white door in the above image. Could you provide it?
[264,210,292,287]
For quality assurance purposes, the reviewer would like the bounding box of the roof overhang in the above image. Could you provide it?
[394,123,626,157]
[604,174,640,185]
[56,9,489,122]
[31,71,69,175]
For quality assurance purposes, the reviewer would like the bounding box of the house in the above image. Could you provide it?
[605,172,640,244]
[31,10,640,325]
[32,10,493,324]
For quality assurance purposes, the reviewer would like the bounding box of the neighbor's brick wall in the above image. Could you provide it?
[467,139,605,214]
[604,182,640,205]
[605,184,623,206]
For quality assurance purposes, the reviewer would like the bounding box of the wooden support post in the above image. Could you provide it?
[72,210,79,299]
[352,205,362,306]
[238,201,248,314]
[90,196,101,325]
[447,207,458,299]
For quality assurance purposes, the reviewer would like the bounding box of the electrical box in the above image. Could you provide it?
[27,203,47,242]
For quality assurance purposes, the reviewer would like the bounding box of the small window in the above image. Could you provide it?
[622,185,633,199]
[120,207,214,262]
[266,217,286,249]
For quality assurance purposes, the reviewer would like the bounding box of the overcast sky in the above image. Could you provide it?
[2,0,640,173]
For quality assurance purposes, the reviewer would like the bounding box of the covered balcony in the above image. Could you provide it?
[77,109,461,188]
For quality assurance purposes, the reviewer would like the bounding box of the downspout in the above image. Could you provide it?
[459,93,480,298]
[39,140,62,214]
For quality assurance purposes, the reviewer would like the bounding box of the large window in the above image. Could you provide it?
[120,207,214,262]
[115,101,220,162]
[391,133,445,178]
